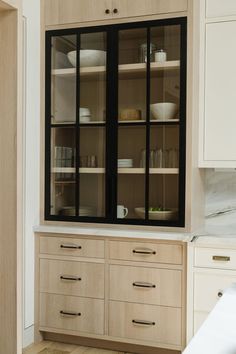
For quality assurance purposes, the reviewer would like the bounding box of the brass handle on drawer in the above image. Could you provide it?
[212,256,230,262]
[132,319,155,326]
[60,275,81,281]
[133,248,156,255]
[60,311,81,317]
[133,282,156,288]
[60,244,82,250]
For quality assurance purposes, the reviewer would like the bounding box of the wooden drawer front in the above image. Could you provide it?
[40,236,105,258]
[40,259,105,298]
[109,301,182,346]
[44,0,111,26]
[109,241,182,265]
[112,0,188,19]
[40,293,104,335]
[194,271,236,312]
[109,265,182,307]
[195,248,236,270]
[206,0,236,18]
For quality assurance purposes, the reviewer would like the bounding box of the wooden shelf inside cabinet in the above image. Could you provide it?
[52,167,179,174]
[51,61,180,81]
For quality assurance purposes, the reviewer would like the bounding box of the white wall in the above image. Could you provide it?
[22,0,40,347]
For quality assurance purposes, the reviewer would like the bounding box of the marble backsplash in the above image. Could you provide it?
[205,169,236,235]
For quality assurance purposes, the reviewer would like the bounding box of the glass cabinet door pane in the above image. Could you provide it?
[50,127,76,216]
[51,35,77,124]
[78,32,107,217]
[148,24,181,222]
[117,28,147,220]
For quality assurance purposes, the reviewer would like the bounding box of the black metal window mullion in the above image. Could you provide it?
[75,33,81,217]
[145,27,151,221]
[106,28,119,222]
[45,32,53,218]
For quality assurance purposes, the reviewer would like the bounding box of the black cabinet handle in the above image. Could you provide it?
[105,9,110,14]
[132,319,155,326]
[133,248,156,255]
[113,8,118,13]
[60,275,81,281]
[60,244,82,250]
[133,282,156,288]
[218,291,223,298]
[60,311,81,317]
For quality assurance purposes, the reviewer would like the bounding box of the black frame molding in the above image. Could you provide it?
[45,17,187,227]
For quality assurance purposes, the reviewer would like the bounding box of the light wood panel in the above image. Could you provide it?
[40,293,105,335]
[109,240,183,264]
[0,1,22,354]
[112,0,187,19]
[109,301,182,347]
[109,265,182,307]
[40,258,105,298]
[40,236,105,258]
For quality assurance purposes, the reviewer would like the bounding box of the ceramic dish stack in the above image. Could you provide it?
[80,107,91,123]
[60,206,96,217]
[118,159,133,168]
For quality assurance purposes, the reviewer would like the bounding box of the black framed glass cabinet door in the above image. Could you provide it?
[45,18,186,227]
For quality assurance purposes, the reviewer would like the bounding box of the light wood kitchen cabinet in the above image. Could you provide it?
[36,233,186,352]
[43,0,188,27]
[206,0,236,18]
[111,0,188,20]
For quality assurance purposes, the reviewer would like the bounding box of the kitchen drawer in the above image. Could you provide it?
[40,236,105,258]
[206,0,236,18]
[40,259,105,298]
[109,301,182,346]
[195,247,236,270]
[40,293,104,335]
[194,271,236,312]
[109,241,183,265]
[109,265,182,307]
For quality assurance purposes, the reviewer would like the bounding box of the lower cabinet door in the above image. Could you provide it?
[109,301,182,347]
[40,293,104,335]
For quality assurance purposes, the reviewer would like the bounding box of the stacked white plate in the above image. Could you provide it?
[118,159,133,168]
[80,107,91,123]
[60,206,96,217]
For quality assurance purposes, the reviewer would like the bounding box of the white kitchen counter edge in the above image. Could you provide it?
[33,225,193,242]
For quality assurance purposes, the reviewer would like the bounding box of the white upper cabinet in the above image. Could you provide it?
[204,21,236,163]
[206,0,236,18]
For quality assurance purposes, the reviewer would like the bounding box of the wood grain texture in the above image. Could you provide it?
[0,1,22,354]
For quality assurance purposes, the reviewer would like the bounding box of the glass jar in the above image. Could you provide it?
[139,43,157,63]
[154,49,167,63]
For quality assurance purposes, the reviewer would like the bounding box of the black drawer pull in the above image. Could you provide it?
[60,310,81,317]
[113,8,118,13]
[132,319,155,326]
[218,291,223,298]
[60,275,81,281]
[105,8,110,14]
[133,248,156,255]
[133,282,156,288]
[60,244,82,250]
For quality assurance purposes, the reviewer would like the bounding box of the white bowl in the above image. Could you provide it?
[67,50,106,68]
[150,102,178,120]
[80,107,90,116]
[135,207,178,221]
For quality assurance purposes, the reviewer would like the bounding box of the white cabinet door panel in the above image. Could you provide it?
[205,22,236,161]
[206,0,236,18]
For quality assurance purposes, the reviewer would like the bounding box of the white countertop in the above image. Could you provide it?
[183,284,236,354]
[34,224,193,242]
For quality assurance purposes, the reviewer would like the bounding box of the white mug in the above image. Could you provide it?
[117,205,128,219]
